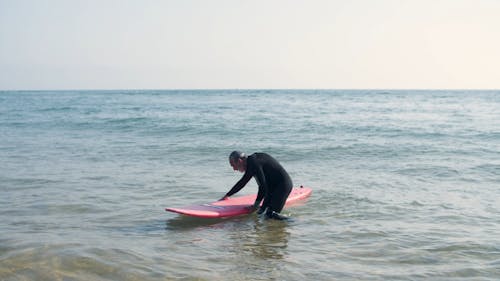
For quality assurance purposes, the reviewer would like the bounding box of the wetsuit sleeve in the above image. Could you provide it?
[225,170,253,197]
[253,165,268,205]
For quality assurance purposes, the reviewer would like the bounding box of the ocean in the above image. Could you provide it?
[1,90,499,280]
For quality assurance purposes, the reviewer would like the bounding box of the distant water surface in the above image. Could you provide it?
[1,90,499,280]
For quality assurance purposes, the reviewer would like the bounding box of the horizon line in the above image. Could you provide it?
[1,88,499,92]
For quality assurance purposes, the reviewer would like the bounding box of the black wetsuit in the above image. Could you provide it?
[225,153,293,213]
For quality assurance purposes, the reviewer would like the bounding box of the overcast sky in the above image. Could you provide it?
[1,0,499,90]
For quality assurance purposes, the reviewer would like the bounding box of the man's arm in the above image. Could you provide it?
[223,169,253,198]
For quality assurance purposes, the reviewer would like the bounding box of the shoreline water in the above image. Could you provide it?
[1,90,499,280]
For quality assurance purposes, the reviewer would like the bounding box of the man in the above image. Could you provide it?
[221,151,293,220]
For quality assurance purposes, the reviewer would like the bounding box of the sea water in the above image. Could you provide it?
[1,90,499,280]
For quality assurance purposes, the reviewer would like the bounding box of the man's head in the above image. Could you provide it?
[229,150,246,172]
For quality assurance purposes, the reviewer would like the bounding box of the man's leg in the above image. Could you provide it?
[266,185,292,220]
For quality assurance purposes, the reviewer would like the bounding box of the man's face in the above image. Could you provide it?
[230,158,245,173]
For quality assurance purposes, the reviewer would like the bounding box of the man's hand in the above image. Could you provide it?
[245,200,262,213]
[245,205,257,212]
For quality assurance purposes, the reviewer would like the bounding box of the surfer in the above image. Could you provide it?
[220,151,293,220]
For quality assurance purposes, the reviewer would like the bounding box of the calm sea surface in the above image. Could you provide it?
[1,90,499,280]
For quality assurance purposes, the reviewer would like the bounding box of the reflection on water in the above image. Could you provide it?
[220,215,293,280]
[165,215,227,231]
[161,213,293,280]
[165,213,291,273]
[248,218,290,260]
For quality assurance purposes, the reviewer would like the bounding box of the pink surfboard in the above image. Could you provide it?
[166,187,312,218]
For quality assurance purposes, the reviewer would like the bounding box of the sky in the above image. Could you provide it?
[1,0,499,90]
